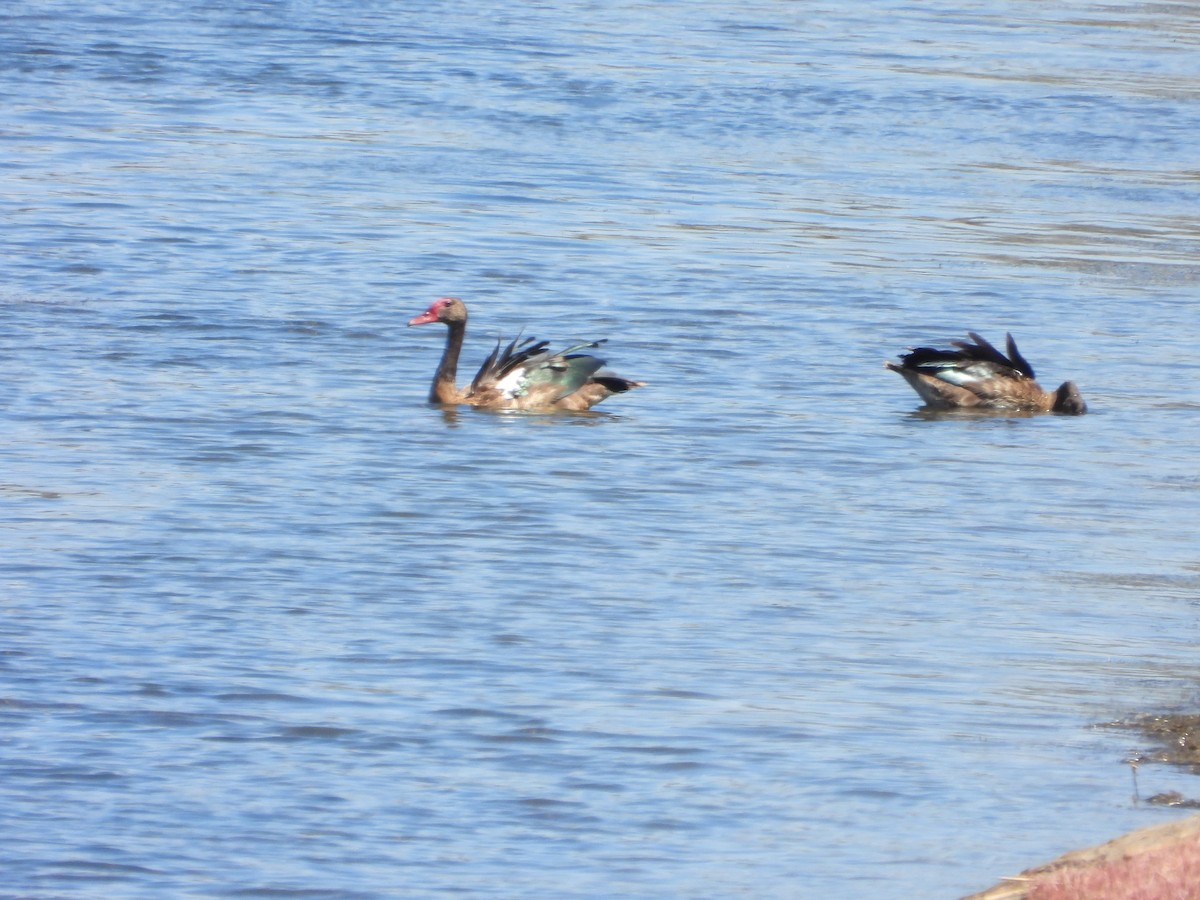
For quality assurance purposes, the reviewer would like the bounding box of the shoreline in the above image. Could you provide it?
[964,812,1200,899]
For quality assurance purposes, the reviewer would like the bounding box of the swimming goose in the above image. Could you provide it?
[408,297,645,411]
[887,331,1086,414]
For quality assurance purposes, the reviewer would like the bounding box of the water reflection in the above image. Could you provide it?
[904,405,1044,421]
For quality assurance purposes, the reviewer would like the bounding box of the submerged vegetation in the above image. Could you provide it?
[1107,712,1200,807]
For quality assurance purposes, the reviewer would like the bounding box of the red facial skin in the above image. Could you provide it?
[408,297,457,327]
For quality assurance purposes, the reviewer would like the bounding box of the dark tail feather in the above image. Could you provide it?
[472,331,554,390]
[471,339,503,392]
[899,346,961,368]
[1005,332,1036,379]
[591,375,645,394]
[497,338,550,377]
[951,331,1034,379]
[957,332,1009,367]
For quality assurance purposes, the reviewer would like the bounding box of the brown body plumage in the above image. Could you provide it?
[408,297,645,411]
[886,332,1086,415]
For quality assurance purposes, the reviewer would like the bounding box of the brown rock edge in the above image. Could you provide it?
[962,812,1200,899]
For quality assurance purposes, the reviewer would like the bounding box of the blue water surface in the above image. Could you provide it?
[4,2,1200,897]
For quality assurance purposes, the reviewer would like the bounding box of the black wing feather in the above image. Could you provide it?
[1004,333,1036,379]
[471,340,502,392]
[899,332,1036,381]
[471,332,555,392]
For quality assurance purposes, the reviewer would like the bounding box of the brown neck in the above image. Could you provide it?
[430,320,466,403]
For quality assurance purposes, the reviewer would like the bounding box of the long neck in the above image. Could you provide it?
[430,320,466,403]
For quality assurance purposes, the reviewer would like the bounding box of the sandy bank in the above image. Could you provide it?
[964,813,1200,899]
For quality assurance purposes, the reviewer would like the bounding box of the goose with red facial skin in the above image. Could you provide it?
[408,297,646,411]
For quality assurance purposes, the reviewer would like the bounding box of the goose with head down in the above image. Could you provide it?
[408,297,645,411]
[886,331,1086,415]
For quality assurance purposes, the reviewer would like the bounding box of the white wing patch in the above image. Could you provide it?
[927,361,1006,388]
[933,367,983,388]
[493,367,530,399]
